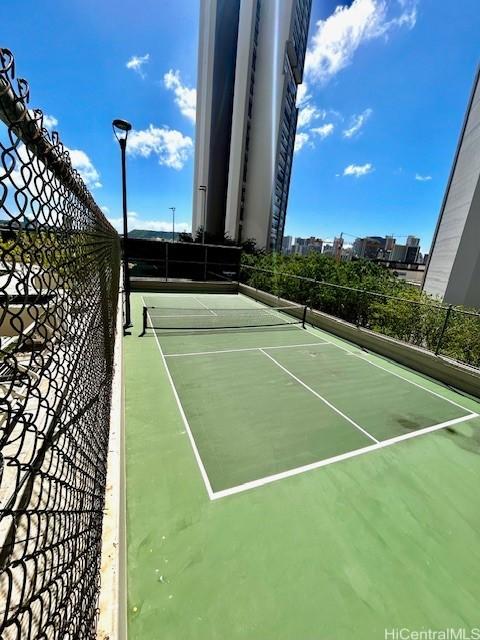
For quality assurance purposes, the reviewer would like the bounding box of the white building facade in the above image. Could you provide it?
[423,67,480,307]
[193,0,312,251]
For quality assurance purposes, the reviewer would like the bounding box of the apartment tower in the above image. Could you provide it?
[192,0,312,251]
[423,66,480,307]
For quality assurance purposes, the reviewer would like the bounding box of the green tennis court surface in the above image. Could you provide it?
[125,292,480,639]
[141,292,476,498]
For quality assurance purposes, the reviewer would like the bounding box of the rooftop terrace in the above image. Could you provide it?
[1,44,480,640]
[123,288,480,639]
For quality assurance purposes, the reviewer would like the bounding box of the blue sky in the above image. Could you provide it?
[2,0,479,253]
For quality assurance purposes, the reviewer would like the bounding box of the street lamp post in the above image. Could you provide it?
[169,207,176,241]
[198,185,207,244]
[113,118,132,331]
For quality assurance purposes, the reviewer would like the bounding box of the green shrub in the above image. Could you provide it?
[240,253,480,368]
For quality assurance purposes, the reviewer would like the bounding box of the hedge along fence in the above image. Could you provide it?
[240,262,480,369]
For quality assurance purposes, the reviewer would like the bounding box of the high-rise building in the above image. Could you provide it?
[423,67,480,307]
[282,235,293,254]
[352,236,385,260]
[391,244,420,264]
[332,236,343,260]
[385,235,396,252]
[406,235,420,247]
[305,237,323,254]
[192,0,312,251]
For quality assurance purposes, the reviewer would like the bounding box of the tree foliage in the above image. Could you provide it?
[241,252,480,368]
[178,227,262,254]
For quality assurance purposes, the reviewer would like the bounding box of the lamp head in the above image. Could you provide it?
[112,119,132,143]
[113,119,132,132]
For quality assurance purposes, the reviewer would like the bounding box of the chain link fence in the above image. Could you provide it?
[0,48,120,638]
[241,264,480,369]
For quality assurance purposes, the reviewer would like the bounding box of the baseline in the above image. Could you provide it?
[211,412,478,500]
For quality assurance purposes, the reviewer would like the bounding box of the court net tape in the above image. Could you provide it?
[141,305,307,334]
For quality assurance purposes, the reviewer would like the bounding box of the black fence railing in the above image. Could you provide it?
[127,237,242,282]
[0,48,120,638]
[240,264,480,369]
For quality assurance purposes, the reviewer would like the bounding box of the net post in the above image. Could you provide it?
[302,305,307,328]
[140,306,147,336]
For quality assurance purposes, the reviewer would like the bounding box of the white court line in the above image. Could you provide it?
[149,312,211,318]
[238,293,267,307]
[144,293,479,501]
[299,324,475,414]
[259,348,379,444]
[237,294,476,414]
[349,353,474,413]
[142,297,215,500]
[149,313,213,318]
[211,412,478,499]
[193,295,218,316]
[165,342,328,358]
[238,293,304,320]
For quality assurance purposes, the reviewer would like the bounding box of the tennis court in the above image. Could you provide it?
[140,292,478,499]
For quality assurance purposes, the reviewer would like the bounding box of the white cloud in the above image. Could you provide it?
[107,210,191,234]
[311,123,335,139]
[126,124,193,170]
[343,108,373,138]
[42,113,58,131]
[295,122,334,153]
[305,0,417,85]
[296,82,311,107]
[164,69,197,124]
[126,54,150,78]
[297,104,327,129]
[27,110,58,132]
[415,173,432,182]
[68,148,102,188]
[100,205,110,214]
[343,162,374,177]
[294,132,311,153]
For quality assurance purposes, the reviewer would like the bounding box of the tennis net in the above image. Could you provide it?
[141,304,307,334]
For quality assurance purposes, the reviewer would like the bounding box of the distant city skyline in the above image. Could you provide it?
[3,0,479,256]
[282,232,425,266]
[283,230,426,253]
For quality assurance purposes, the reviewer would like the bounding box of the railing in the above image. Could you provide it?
[0,48,120,639]
[127,237,242,282]
[240,264,480,369]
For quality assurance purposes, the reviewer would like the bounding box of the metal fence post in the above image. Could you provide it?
[309,278,317,312]
[435,304,453,356]
[204,246,208,281]
[355,290,362,327]
[165,242,168,282]
[302,305,307,328]
[355,289,368,328]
